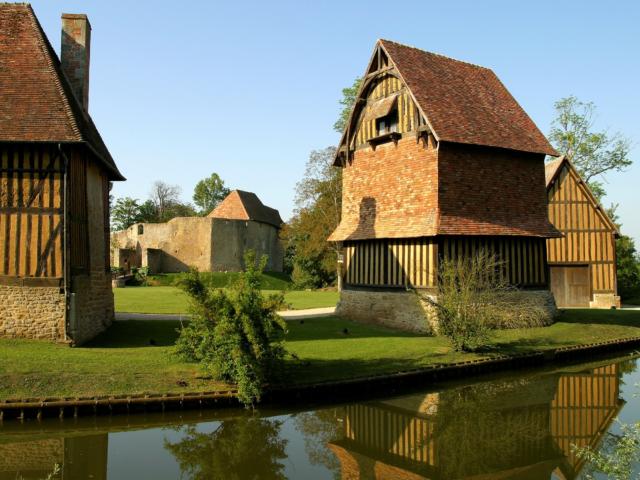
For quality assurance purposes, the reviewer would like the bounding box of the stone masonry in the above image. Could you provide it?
[337,288,557,335]
[0,286,66,340]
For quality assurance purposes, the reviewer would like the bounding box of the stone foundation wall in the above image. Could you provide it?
[0,286,66,340]
[590,293,621,309]
[336,288,439,334]
[337,288,557,335]
[71,271,114,345]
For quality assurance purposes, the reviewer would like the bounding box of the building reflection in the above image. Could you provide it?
[328,363,624,480]
[0,434,107,480]
[0,360,628,479]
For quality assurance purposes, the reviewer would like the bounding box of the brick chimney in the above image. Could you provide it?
[61,13,91,110]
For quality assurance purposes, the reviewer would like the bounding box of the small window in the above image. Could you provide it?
[138,224,144,235]
[376,109,398,136]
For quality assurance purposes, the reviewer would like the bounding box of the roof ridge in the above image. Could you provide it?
[378,38,492,72]
[24,3,82,140]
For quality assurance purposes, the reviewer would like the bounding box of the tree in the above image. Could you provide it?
[549,96,632,200]
[149,181,181,221]
[283,147,342,288]
[333,77,362,133]
[193,172,230,215]
[137,199,159,223]
[175,250,287,405]
[607,206,640,301]
[111,197,141,231]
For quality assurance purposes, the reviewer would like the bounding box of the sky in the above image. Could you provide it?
[29,0,640,243]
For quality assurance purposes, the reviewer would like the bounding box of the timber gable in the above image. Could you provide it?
[545,156,620,308]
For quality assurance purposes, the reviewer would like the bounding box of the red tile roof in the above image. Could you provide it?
[0,3,124,180]
[378,39,558,156]
[209,190,283,228]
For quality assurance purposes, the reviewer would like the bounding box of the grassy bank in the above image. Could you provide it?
[146,271,292,290]
[1,309,639,400]
[113,286,339,313]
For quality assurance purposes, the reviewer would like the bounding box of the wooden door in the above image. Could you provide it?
[550,266,590,308]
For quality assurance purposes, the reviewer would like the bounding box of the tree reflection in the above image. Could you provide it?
[293,408,343,474]
[164,417,287,480]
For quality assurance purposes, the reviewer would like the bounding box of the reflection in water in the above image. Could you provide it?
[165,418,287,480]
[329,363,625,479]
[0,358,636,480]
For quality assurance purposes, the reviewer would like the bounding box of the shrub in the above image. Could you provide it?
[175,250,287,406]
[573,419,640,480]
[421,251,549,352]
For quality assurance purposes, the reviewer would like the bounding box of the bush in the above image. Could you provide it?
[126,266,149,286]
[175,250,287,406]
[421,251,549,352]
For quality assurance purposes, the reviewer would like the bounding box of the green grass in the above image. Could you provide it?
[1,309,639,400]
[146,271,292,290]
[113,286,339,313]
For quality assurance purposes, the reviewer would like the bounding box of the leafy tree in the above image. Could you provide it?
[163,201,198,219]
[137,199,159,223]
[607,206,640,302]
[333,77,362,133]
[549,96,632,200]
[150,180,182,221]
[111,197,141,231]
[175,250,287,405]
[165,418,287,480]
[193,172,230,215]
[285,78,361,288]
[283,147,341,288]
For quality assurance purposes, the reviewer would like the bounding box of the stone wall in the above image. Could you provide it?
[590,293,622,309]
[337,288,439,334]
[0,285,66,340]
[112,217,284,273]
[211,218,284,272]
[337,287,557,335]
[111,217,215,273]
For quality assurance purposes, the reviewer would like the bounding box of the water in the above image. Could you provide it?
[1,355,639,480]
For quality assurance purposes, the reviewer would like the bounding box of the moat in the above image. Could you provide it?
[1,354,638,479]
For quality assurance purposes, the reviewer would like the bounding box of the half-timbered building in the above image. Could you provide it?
[545,156,620,308]
[0,5,125,344]
[328,40,560,332]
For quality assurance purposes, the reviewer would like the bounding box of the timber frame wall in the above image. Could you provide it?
[547,161,618,296]
[344,236,548,289]
[0,144,65,283]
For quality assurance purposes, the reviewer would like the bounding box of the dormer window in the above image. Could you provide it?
[362,93,401,147]
[376,109,398,135]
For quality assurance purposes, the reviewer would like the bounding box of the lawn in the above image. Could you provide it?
[1,309,639,400]
[113,286,339,313]
[146,271,293,290]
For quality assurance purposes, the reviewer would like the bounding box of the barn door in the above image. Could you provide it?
[550,266,590,308]
[0,146,64,278]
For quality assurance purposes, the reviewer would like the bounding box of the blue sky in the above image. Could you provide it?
[30,1,639,243]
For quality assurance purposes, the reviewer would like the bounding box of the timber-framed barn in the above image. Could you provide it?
[329,40,561,332]
[545,156,620,308]
[0,5,125,344]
